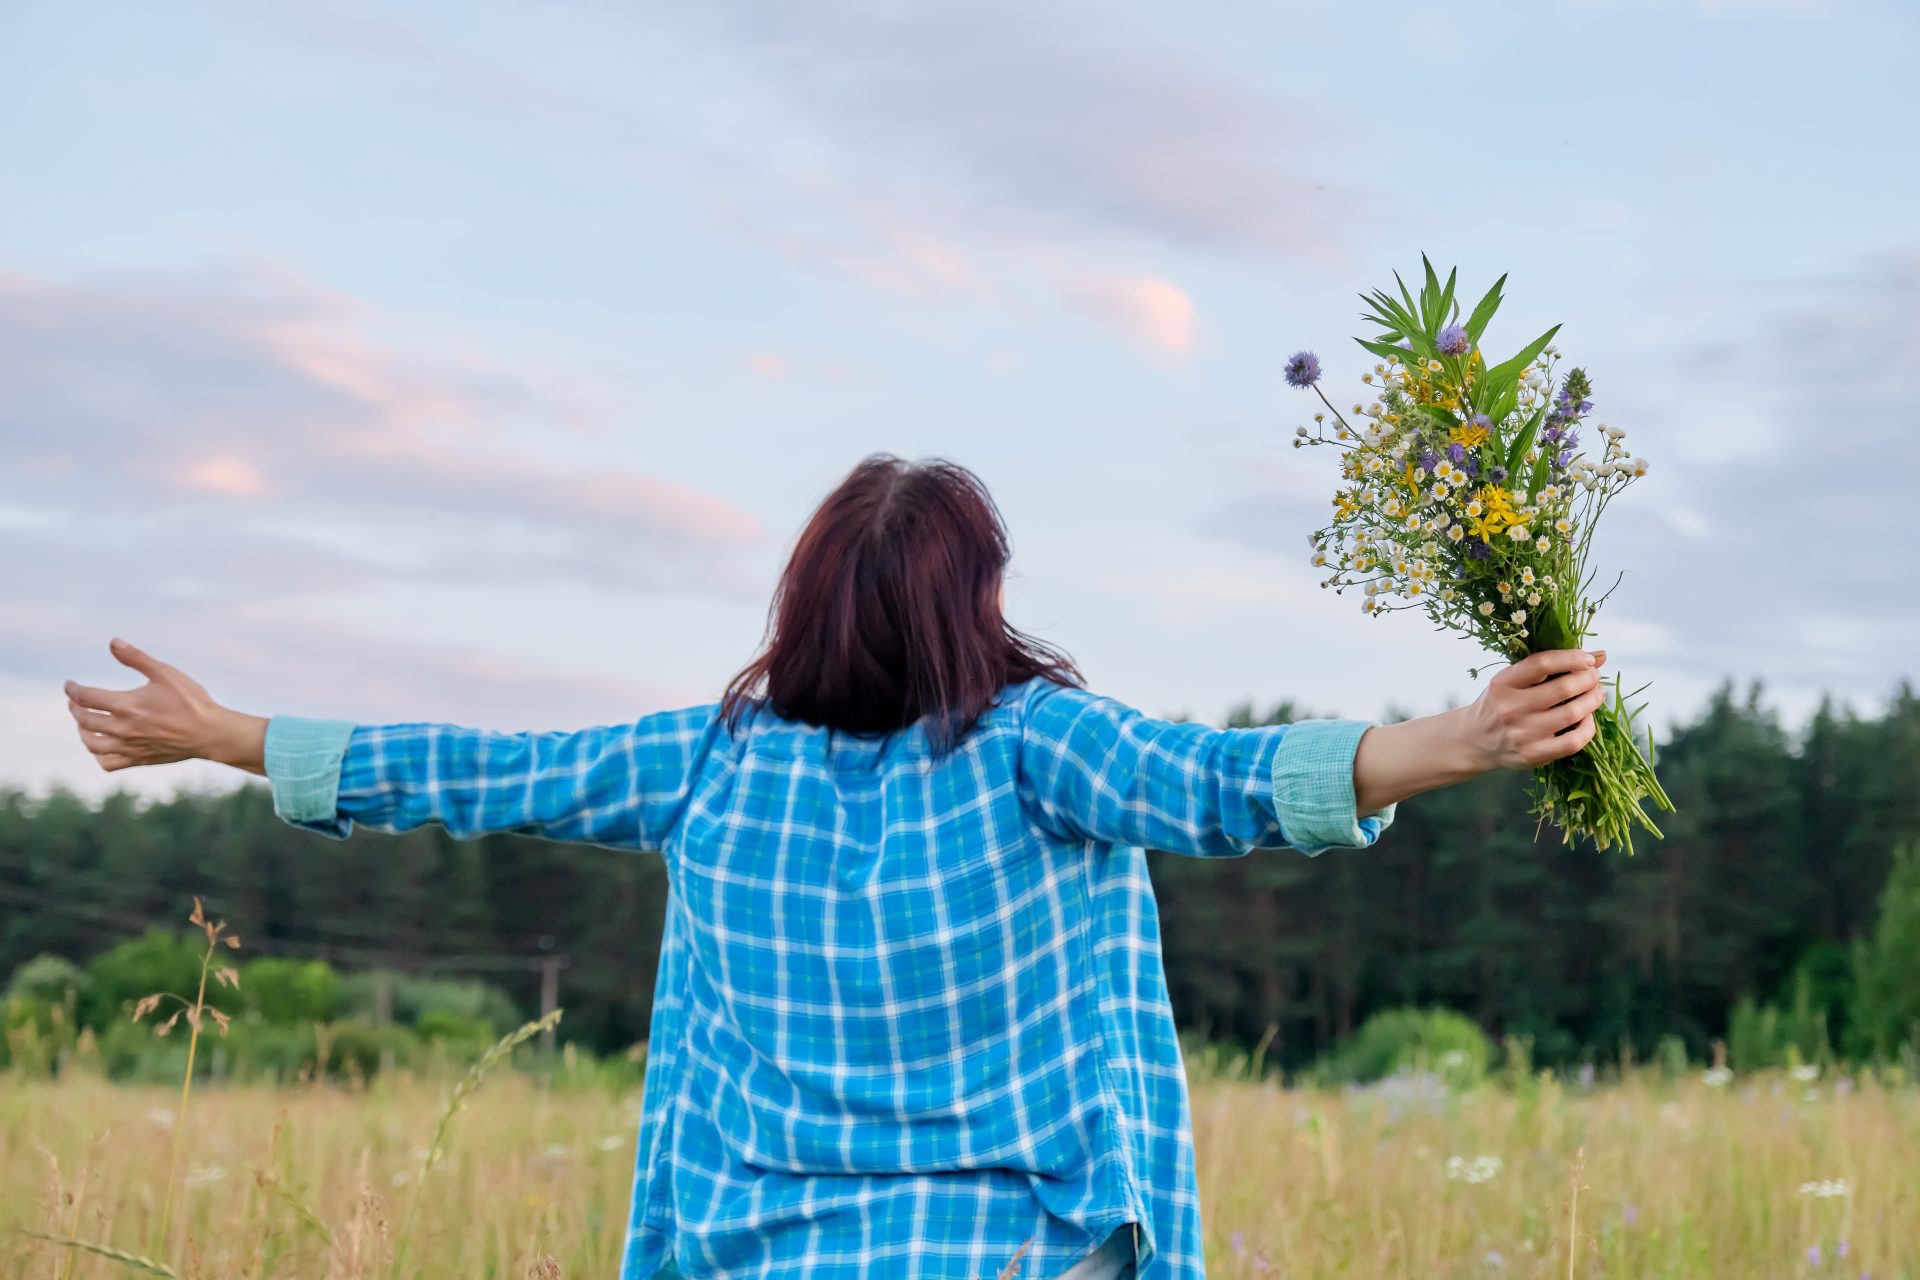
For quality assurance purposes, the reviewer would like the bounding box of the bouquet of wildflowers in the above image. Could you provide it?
[1286,257,1673,852]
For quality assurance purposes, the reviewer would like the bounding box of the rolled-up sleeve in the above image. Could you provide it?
[1270,718,1398,856]
[264,716,358,837]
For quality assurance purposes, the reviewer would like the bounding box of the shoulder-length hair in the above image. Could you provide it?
[722,454,1083,755]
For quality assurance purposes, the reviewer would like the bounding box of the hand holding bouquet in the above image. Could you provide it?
[1287,257,1673,852]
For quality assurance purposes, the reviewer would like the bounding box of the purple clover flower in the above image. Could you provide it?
[1462,453,1480,477]
[1447,442,1466,466]
[1437,324,1471,356]
[1419,448,1440,473]
[1490,465,1509,483]
[1284,351,1322,388]
[1472,413,1492,429]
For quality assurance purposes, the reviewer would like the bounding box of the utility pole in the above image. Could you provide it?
[372,969,393,1027]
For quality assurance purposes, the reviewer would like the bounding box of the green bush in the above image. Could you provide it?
[323,1020,421,1079]
[338,972,522,1036]
[1327,1007,1493,1087]
[238,957,342,1024]
[7,954,84,1007]
[414,1009,495,1044]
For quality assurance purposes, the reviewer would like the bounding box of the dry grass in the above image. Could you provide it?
[4,1065,1916,1279]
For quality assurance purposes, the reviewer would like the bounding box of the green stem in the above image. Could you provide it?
[158,941,213,1251]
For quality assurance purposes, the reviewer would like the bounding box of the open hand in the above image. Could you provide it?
[64,639,265,773]
[1460,648,1610,772]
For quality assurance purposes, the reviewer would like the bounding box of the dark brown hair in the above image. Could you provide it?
[722,454,1083,755]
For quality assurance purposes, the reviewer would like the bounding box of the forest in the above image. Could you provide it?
[3,678,1916,1079]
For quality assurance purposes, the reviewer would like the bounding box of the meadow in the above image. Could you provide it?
[4,1056,1915,1280]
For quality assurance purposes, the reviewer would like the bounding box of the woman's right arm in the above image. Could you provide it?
[1015,647,1608,858]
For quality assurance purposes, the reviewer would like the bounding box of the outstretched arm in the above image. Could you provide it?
[64,639,719,849]
[1015,647,1608,858]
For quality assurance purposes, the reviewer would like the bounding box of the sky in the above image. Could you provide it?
[2,0,1915,798]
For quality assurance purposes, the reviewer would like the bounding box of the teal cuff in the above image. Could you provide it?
[264,716,358,832]
[1272,719,1398,856]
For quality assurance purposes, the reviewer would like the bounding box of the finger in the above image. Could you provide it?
[1530,683,1607,743]
[1548,714,1598,760]
[68,698,117,729]
[1515,667,1600,715]
[64,680,134,714]
[110,637,174,682]
[74,722,127,757]
[97,753,135,772]
[1502,649,1597,688]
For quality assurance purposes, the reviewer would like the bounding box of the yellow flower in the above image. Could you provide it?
[1333,492,1361,520]
[1449,423,1490,449]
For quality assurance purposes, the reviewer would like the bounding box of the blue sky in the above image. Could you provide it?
[3,0,1915,796]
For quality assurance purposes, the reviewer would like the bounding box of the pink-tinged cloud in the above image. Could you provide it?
[1060,273,1198,359]
[177,454,270,497]
[0,264,766,590]
[745,352,794,379]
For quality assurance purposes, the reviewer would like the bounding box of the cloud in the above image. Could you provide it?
[0,263,764,599]
[674,2,1354,357]
[700,1,1354,257]
[1059,273,1199,358]
[744,352,795,380]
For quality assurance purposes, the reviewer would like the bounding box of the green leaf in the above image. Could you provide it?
[1394,272,1420,331]
[1361,291,1414,336]
[1475,323,1561,419]
[1355,337,1414,362]
[1463,273,1507,345]
[1505,404,1548,473]
[1420,255,1442,329]
[1438,265,1458,328]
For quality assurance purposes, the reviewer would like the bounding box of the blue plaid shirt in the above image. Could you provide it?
[266,676,1394,1279]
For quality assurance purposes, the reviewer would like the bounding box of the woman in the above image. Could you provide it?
[65,454,1608,1280]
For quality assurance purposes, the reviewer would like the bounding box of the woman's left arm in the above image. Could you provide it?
[65,638,717,849]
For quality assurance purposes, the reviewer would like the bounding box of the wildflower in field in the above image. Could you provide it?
[1702,1066,1733,1087]
[1285,351,1322,388]
[1798,1178,1851,1198]
[184,1163,226,1188]
[1483,1249,1506,1269]
[1791,1063,1820,1082]
[1446,1154,1504,1185]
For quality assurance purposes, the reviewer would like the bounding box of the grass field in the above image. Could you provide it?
[3,1064,1915,1278]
